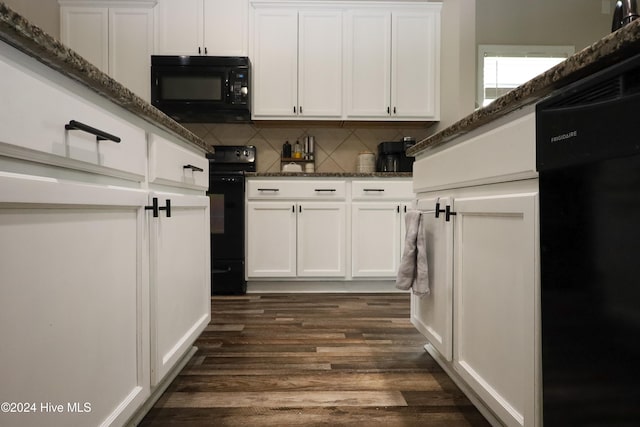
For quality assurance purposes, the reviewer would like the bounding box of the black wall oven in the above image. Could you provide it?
[537,53,640,425]
[151,55,250,123]
[207,145,256,295]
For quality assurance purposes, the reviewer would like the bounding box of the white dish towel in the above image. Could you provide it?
[395,210,430,296]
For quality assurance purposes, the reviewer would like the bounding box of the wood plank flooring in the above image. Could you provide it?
[139,293,491,426]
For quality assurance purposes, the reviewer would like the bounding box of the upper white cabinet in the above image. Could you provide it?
[155,0,248,56]
[60,1,155,101]
[252,7,343,118]
[345,6,441,120]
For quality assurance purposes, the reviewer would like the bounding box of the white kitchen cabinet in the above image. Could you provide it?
[148,191,211,386]
[412,105,539,427]
[350,179,414,278]
[0,172,150,427]
[351,203,403,277]
[60,1,155,101]
[0,45,146,181]
[246,201,297,277]
[452,191,537,427]
[251,6,343,118]
[246,201,346,278]
[410,196,453,361]
[297,202,346,277]
[155,0,248,56]
[345,5,440,120]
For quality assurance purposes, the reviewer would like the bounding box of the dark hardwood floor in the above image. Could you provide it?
[140,293,491,426]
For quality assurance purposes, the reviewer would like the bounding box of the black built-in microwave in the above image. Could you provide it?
[151,55,251,123]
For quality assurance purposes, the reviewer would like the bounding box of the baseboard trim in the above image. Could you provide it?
[246,280,407,293]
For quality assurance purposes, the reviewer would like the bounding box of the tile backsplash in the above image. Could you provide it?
[183,123,434,173]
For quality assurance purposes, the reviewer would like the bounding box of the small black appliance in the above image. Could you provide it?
[151,55,251,123]
[207,145,256,294]
[376,138,416,172]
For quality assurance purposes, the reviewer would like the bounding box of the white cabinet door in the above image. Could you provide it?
[0,172,149,427]
[452,192,537,427]
[149,192,211,386]
[411,196,454,361]
[391,10,440,119]
[298,10,342,117]
[345,9,391,118]
[297,202,346,277]
[246,201,297,277]
[203,0,248,56]
[252,8,298,117]
[60,6,109,71]
[109,7,154,101]
[351,202,401,277]
[155,0,203,55]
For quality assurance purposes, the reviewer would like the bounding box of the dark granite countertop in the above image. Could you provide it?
[0,3,207,152]
[408,19,640,157]
[247,172,412,178]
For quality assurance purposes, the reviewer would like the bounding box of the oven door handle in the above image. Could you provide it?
[183,164,204,172]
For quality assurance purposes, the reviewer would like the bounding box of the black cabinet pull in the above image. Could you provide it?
[363,188,385,192]
[145,197,159,217]
[300,106,303,114]
[445,205,457,222]
[387,106,390,114]
[435,202,446,219]
[314,189,336,192]
[293,106,296,114]
[292,205,295,212]
[198,46,201,54]
[393,106,397,114]
[159,199,171,218]
[258,188,279,192]
[65,120,121,143]
[183,164,204,172]
[204,47,208,55]
[397,205,400,213]
[146,198,171,218]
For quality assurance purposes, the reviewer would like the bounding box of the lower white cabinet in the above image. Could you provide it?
[148,192,211,386]
[413,185,538,427]
[246,201,346,278]
[351,202,409,277]
[410,195,453,361]
[0,172,150,427]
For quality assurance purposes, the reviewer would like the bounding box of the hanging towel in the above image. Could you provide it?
[395,210,430,296]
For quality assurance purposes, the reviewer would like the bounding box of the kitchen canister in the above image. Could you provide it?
[357,151,376,173]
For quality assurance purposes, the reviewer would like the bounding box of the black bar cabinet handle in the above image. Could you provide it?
[258,188,279,192]
[363,188,385,192]
[445,205,457,222]
[435,202,446,219]
[159,199,171,218]
[314,189,336,192]
[65,120,121,143]
[145,197,159,217]
[183,164,204,172]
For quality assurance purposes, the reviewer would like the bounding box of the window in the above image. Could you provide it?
[478,45,575,107]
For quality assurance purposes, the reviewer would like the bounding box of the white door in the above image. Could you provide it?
[391,10,440,119]
[410,196,454,361]
[0,172,149,427]
[252,8,298,117]
[344,9,391,118]
[148,192,211,385]
[246,201,297,277]
[109,7,154,101]
[298,10,342,117]
[155,0,203,55]
[351,202,400,277]
[452,192,537,427]
[297,202,346,277]
[60,6,109,71]
[203,0,248,56]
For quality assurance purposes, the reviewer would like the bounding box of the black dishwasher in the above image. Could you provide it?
[537,53,640,425]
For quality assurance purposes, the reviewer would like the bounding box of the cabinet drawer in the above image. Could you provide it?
[247,180,346,200]
[149,133,208,190]
[351,180,414,200]
[0,49,146,180]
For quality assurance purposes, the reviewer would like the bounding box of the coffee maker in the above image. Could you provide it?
[376,138,416,172]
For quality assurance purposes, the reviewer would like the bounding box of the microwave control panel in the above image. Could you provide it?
[229,69,249,105]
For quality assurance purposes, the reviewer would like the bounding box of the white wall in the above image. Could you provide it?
[3,0,60,39]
